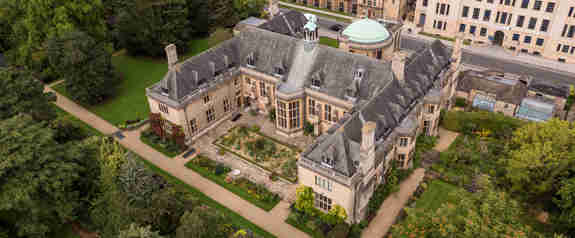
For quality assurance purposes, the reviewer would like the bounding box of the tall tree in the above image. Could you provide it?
[175,207,230,238]
[391,178,541,237]
[0,67,56,120]
[0,115,100,238]
[116,0,194,57]
[501,119,575,197]
[554,177,575,233]
[7,0,107,69]
[46,31,119,105]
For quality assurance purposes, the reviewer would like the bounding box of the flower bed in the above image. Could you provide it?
[214,126,299,183]
[185,155,281,211]
[140,128,185,158]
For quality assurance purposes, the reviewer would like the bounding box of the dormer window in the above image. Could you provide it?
[353,68,365,80]
[321,155,335,168]
[399,137,409,147]
[274,66,284,76]
[160,87,169,96]
[247,53,255,67]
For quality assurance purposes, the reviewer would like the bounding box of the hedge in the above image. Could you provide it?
[441,110,525,139]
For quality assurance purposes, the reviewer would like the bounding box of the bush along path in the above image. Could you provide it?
[44,85,309,238]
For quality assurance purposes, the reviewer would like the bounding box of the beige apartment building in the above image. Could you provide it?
[288,0,410,21]
[414,0,575,63]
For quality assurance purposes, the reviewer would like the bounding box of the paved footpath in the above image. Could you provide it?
[361,128,459,238]
[44,86,309,238]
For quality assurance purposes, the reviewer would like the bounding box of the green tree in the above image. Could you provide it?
[554,177,575,232]
[117,223,165,238]
[0,67,56,120]
[0,115,100,238]
[175,207,231,238]
[116,0,194,57]
[501,119,575,197]
[295,186,316,216]
[391,178,540,238]
[6,0,107,80]
[46,31,119,105]
[323,204,348,225]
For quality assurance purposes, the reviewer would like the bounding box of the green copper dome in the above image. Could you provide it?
[341,18,390,44]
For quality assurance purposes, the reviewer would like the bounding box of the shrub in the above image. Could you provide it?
[214,164,228,176]
[303,121,314,136]
[441,111,524,139]
[218,148,226,155]
[251,125,261,132]
[268,108,276,122]
[454,97,467,108]
[348,223,364,238]
[326,223,350,238]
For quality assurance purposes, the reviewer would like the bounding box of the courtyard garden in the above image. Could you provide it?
[214,125,300,183]
[52,28,234,126]
[185,155,281,211]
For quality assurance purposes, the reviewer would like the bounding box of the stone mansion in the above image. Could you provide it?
[146,11,461,222]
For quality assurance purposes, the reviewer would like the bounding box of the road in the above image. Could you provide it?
[401,36,575,85]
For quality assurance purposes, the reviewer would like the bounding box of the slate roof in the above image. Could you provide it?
[456,70,528,105]
[258,10,307,38]
[303,40,451,177]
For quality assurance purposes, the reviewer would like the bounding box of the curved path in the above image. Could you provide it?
[44,85,308,238]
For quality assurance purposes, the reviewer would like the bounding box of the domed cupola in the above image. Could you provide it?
[341,18,390,44]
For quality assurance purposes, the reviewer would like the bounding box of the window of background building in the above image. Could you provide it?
[422,0,428,7]
[533,0,542,10]
[524,35,532,44]
[569,7,574,17]
[568,25,575,38]
[499,12,508,24]
[459,24,466,32]
[536,38,544,46]
[419,13,426,26]
[540,19,549,32]
[521,0,529,8]
[516,15,525,27]
[557,44,562,52]
[513,33,520,41]
[473,8,480,19]
[480,27,487,36]
[483,10,491,21]
[462,6,469,17]
[528,17,537,30]
[546,2,555,13]
[563,45,570,53]
[470,25,477,35]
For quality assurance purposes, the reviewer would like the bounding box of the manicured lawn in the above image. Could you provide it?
[53,28,234,126]
[319,37,339,48]
[279,3,352,23]
[52,104,103,136]
[185,155,281,211]
[135,155,276,238]
[415,180,462,211]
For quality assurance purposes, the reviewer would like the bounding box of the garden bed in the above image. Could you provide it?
[184,155,281,211]
[140,128,185,158]
[214,126,299,183]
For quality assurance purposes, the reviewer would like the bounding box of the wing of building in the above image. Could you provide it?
[146,11,461,222]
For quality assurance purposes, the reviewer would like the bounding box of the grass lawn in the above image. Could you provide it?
[319,37,339,48]
[135,155,276,238]
[53,28,234,126]
[415,180,462,211]
[52,104,103,136]
[184,156,281,211]
[279,3,352,23]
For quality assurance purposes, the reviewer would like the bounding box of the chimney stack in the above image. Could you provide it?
[360,121,377,173]
[192,70,198,85]
[223,55,229,68]
[269,0,279,19]
[165,44,178,71]
[392,52,407,83]
[209,61,216,76]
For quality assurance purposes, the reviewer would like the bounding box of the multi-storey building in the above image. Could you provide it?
[414,0,575,63]
[288,0,410,21]
[146,7,461,222]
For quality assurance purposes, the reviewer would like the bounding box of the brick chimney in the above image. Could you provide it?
[392,52,407,83]
[360,121,376,173]
[165,44,178,71]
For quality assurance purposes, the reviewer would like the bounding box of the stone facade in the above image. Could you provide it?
[287,0,410,21]
[146,12,459,224]
[414,0,575,63]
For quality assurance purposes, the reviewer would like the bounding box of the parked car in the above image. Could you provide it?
[329,24,343,32]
